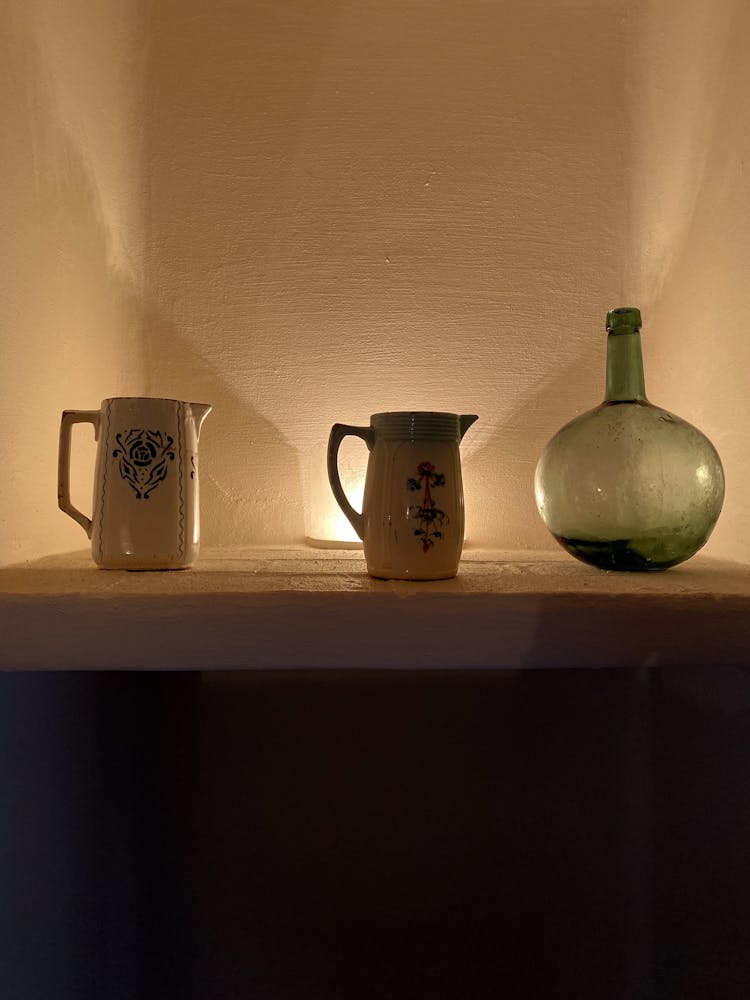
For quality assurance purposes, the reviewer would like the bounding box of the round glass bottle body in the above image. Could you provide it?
[534,309,725,571]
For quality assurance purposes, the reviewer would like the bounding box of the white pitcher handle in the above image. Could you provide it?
[327,423,374,540]
[58,409,100,538]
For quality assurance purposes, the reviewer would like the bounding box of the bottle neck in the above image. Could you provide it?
[605,330,646,402]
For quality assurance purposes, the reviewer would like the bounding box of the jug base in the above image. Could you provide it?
[366,566,459,581]
[94,556,196,571]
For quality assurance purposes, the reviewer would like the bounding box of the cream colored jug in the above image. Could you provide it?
[328,411,478,580]
[58,397,211,569]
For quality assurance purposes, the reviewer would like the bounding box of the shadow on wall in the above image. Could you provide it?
[0,3,146,564]
[463,357,599,549]
[623,0,750,563]
[139,304,306,545]
[140,0,631,552]
[131,320,601,552]
[1,3,305,556]
[4,0,647,558]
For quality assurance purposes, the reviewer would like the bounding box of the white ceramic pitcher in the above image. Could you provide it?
[328,411,478,580]
[58,397,211,569]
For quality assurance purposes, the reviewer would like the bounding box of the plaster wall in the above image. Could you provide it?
[624,0,750,562]
[144,0,629,547]
[3,0,749,564]
[0,0,148,566]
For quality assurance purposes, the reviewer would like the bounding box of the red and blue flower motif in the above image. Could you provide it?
[407,461,448,553]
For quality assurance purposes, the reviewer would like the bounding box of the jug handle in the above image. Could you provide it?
[58,409,100,538]
[327,423,374,540]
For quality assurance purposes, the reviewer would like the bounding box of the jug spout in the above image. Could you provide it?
[459,414,478,440]
[190,402,212,438]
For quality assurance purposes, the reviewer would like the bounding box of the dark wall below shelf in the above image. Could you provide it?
[1,667,749,1000]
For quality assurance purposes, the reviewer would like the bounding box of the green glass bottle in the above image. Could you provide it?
[534,307,725,571]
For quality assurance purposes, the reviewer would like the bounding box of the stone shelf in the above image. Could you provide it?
[1,547,748,670]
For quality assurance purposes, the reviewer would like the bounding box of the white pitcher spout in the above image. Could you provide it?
[190,402,212,437]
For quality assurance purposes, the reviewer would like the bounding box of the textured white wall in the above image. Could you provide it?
[0,0,148,566]
[144,0,629,547]
[623,0,750,561]
[4,0,748,563]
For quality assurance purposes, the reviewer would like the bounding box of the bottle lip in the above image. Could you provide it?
[606,307,642,333]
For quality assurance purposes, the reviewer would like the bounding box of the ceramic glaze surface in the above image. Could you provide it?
[362,439,466,580]
[58,397,211,570]
[328,412,477,580]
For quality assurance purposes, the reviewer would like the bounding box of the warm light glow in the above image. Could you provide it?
[304,441,365,548]
[312,480,365,547]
